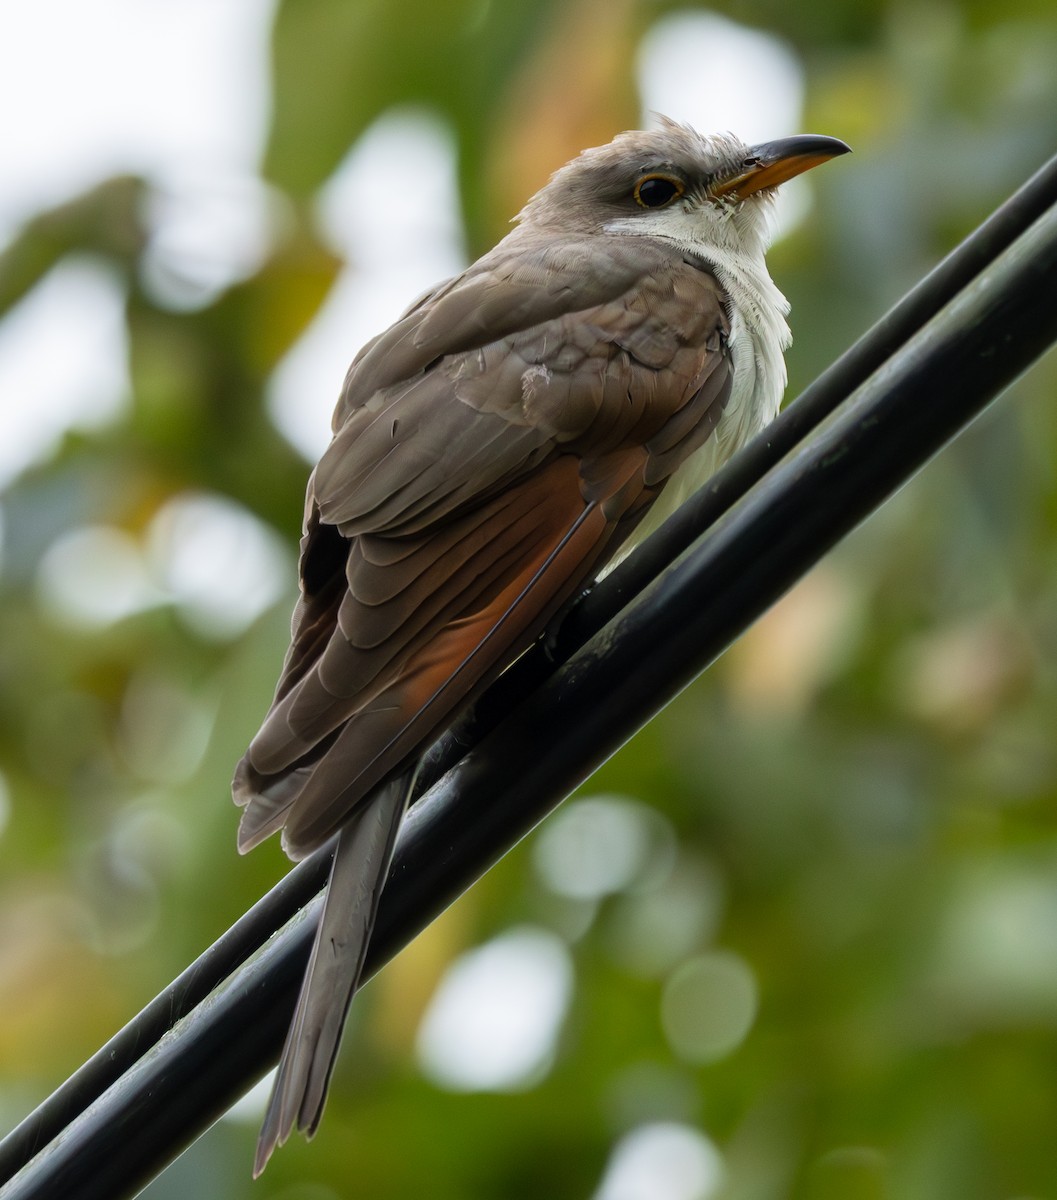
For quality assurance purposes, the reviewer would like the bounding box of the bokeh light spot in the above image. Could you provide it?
[0,259,129,488]
[661,951,758,1064]
[593,1122,725,1200]
[533,795,675,901]
[606,855,726,978]
[36,525,158,627]
[146,491,290,638]
[416,925,572,1092]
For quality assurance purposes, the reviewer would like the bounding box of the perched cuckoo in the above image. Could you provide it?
[233,118,850,1172]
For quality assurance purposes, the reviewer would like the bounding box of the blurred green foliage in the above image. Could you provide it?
[2,1,1057,1198]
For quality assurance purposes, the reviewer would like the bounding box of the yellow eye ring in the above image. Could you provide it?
[633,174,685,209]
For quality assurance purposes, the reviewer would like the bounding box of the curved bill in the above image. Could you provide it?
[711,134,852,200]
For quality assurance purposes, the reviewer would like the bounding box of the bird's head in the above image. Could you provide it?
[519,117,850,256]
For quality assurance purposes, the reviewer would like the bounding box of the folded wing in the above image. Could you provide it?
[233,233,733,859]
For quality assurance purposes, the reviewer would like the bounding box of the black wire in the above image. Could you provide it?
[2,156,1056,1200]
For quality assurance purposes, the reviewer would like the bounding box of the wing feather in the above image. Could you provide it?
[234,235,735,858]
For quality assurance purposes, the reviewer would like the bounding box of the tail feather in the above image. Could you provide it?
[253,767,415,1177]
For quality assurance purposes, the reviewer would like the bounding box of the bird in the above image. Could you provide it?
[232,118,850,1174]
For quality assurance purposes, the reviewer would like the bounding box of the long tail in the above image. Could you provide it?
[253,766,415,1177]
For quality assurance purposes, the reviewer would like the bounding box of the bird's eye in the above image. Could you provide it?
[633,174,684,209]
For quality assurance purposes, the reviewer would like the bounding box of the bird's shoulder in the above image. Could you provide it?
[310,233,731,538]
[333,231,729,420]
